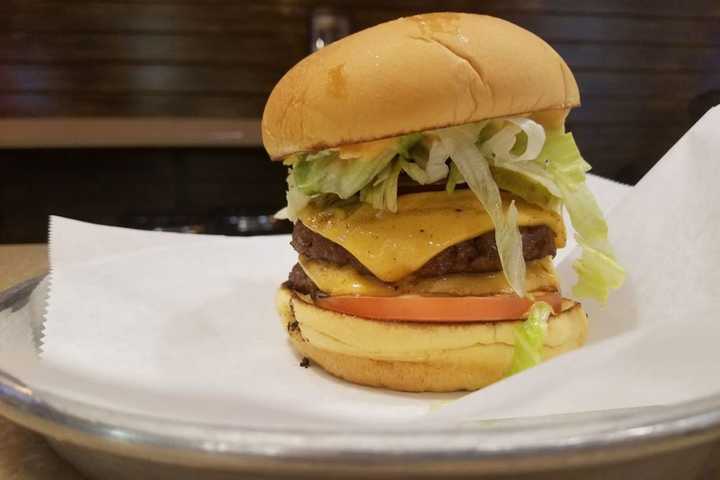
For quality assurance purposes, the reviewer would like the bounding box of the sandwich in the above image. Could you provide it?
[262,13,625,392]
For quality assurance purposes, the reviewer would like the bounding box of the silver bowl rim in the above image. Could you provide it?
[2,277,720,469]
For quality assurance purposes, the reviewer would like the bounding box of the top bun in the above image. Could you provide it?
[262,13,579,160]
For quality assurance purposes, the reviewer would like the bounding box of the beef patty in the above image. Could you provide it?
[288,222,557,294]
[287,263,322,296]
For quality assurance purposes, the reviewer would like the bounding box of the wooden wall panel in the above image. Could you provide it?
[1,2,307,33]
[3,46,719,93]
[0,33,307,65]
[1,0,719,242]
[2,2,716,122]
[0,93,267,117]
[0,65,283,93]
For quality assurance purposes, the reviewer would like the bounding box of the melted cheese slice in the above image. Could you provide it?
[298,190,566,282]
[299,256,559,297]
[335,137,396,159]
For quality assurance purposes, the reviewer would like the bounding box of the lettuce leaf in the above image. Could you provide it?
[481,117,546,163]
[285,133,423,217]
[434,123,527,296]
[491,162,561,210]
[538,132,625,301]
[293,149,396,199]
[359,163,391,210]
[359,159,403,212]
[423,134,452,183]
[572,235,626,303]
[558,181,612,252]
[383,160,404,212]
[540,132,592,185]
[275,170,310,221]
[475,119,624,302]
[399,158,431,185]
[445,161,465,193]
[278,117,624,304]
[397,132,423,158]
[507,301,552,375]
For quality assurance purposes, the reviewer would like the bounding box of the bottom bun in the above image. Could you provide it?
[276,287,587,392]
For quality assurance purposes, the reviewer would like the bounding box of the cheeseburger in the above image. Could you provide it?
[263,13,624,392]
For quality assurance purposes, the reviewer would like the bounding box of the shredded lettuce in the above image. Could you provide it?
[538,132,625,302]
[507,302,552,375]
[572,235,626,303]
[424,131,455,182]
[434,123,527,297]
[490,164,560,211]
[445,162,465,193]
[359,162,391,210]
[293,149,396,199]
[541,133,610,248]
[399,158,431,185]
[475,118,624,302]
[493,160,561,197]
[478,118,559,207]
[281,133,424,220]
[540,132,592,185]
[277,116,624,302]
[275,170,310,221]
[397,132,423,158]
[359,159,403,212]
[357,132,425,212]
[560,181,611,252]
[481,117,546,163]
[383,160,403,212]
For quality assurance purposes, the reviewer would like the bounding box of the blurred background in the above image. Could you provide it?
[1,0,718,243]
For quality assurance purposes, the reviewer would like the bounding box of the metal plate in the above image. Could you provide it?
[1,279,720,479]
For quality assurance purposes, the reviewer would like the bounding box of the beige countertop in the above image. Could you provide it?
[0,244,48,292]
[0,244,85,479]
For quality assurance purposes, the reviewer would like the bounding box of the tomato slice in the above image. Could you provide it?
[314,293,563,322]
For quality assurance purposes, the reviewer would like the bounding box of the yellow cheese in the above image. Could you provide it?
[299,255,559,297]
[335,137,396,159]
[298,190,565,282]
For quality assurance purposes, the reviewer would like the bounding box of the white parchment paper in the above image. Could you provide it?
[424,106,720,423]
[5,107,718,429]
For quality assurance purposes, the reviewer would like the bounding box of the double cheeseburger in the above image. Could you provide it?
[262,13,623,392]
